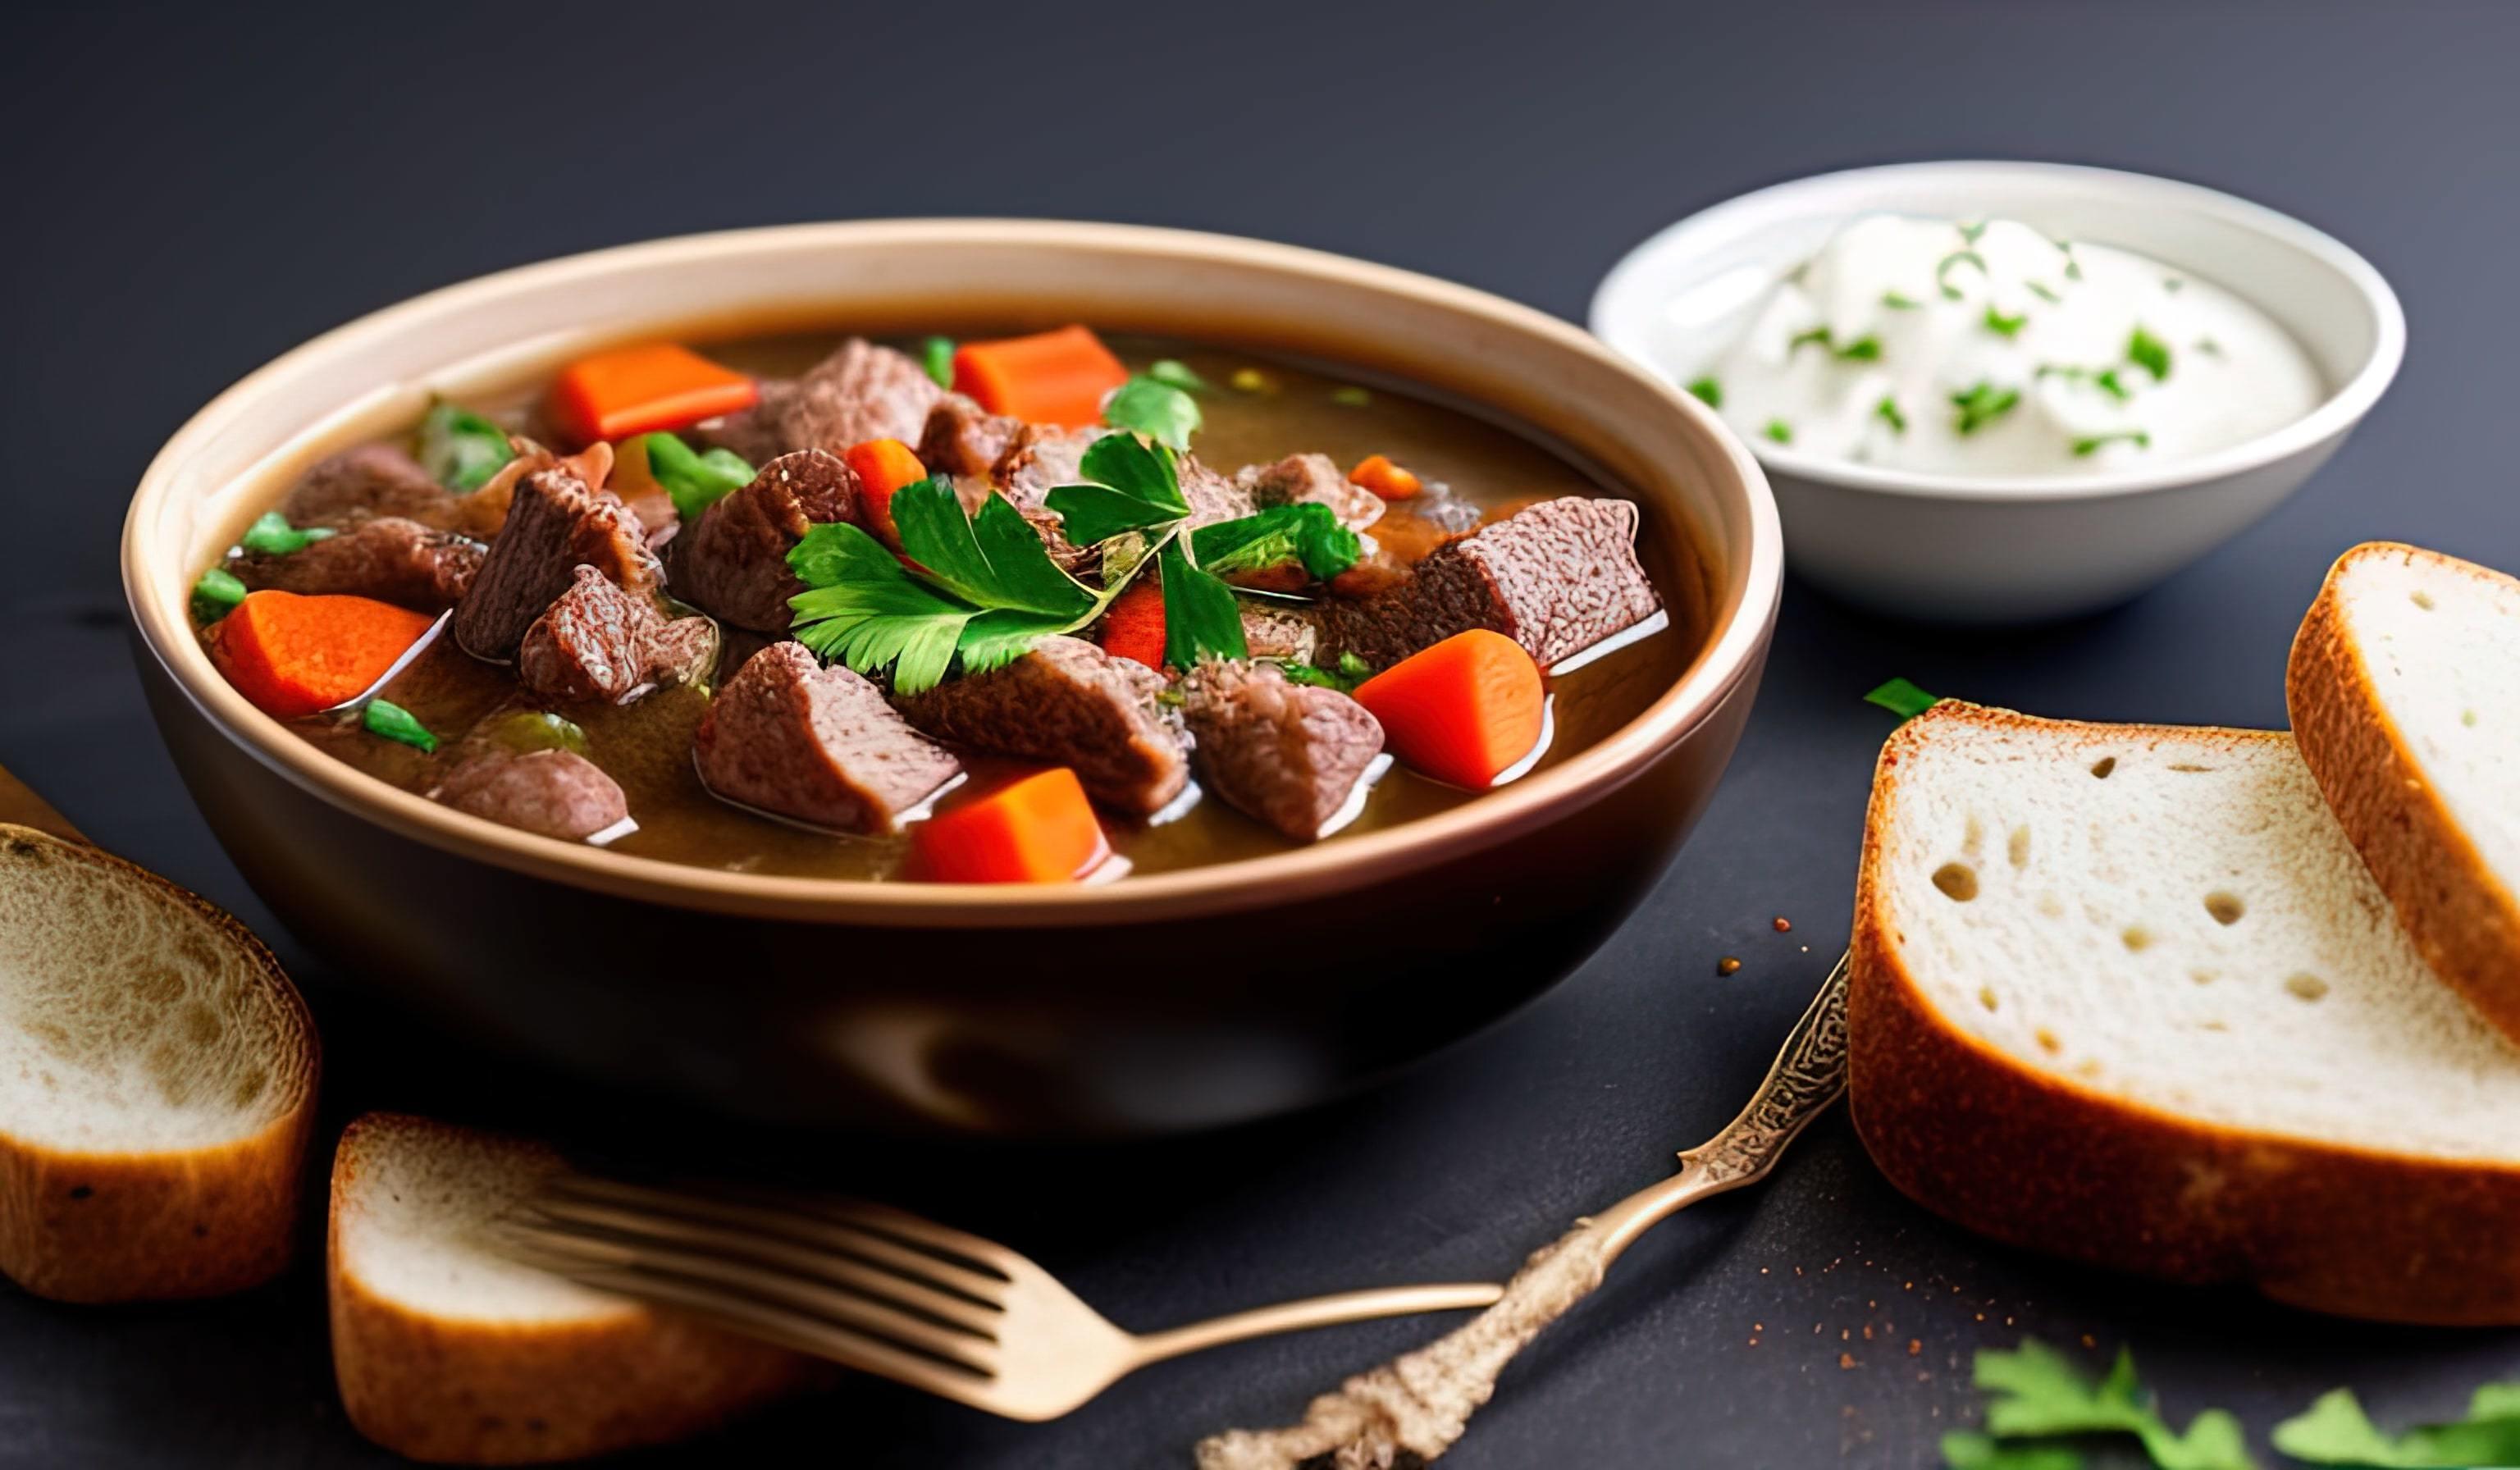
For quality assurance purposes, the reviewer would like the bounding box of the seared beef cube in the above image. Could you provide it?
[1239,604,1319,663]
[1176,454,1256,527]
[1320,497,1660,670]
[516,566,719,704]
[434,748,628,842]
[670,450,858,634]
[894,637,1188,816]
[993,423,1102,512]
[695,643,960,834]
[230,517,483,610]
[918,395,1025,478]
[453,466,657,660]
[279,445,458,530]
[701,339,943,462]
[1235,453,1383,531]
[1184,661,1384,842]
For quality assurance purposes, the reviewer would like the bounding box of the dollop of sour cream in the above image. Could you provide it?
[1696,215,2324,476]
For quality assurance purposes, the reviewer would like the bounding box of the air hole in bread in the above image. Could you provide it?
[2166,764,2212,773]
[2089,756,2116,778]
[2121,926,2152,952]
[1932,862,1979,902]
[2411,590,2436,609]
[2007,827,2030,867]
[1977,985,1999,1012]
[2204,891,2244,925]
[2285,972,2330,1002]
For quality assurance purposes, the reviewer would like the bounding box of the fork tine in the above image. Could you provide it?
[793,1196,1021,1271]
[544,1175,1011,1303]
[501,1220,1000,1376]
[523,1195,1004,1336]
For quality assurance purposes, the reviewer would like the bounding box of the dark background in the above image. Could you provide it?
[4,2,2516,1465]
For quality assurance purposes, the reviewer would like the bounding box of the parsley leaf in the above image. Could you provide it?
[1961,1340,2253,1470]
[1939,1432,2084,1470]
[1951,381,2021,435]
[1686,377,1723,408]
[2073,430,2152,457]
[921,336,956,389]
[2273,1384,2520,1468]
[2128,326,2173,381]
[417,401,514,493]
[1874,396,1908,434]
[1983,306,2028,339]
[892,478,1095,619]
[362,699,437,754]
[191,568,246,625]
[1147,358,1210,394]
[1193,503,1362,582]
[1158,536,1246,666]
[1046,435,1192,545]
[239,512,336,557]
[788,521,976,694]
[642,432,757,524]
[1102,375,1203,450]
[1938,249,1988,299]
[1865,677,1938,719]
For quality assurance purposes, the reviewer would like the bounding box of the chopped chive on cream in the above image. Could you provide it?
[1982,306,2027,339]
[2127,326,2173,381]
[1881,291,1920,310]
[1686,377,1723,408]
[190,568,246,625]
[1949,381,2020,436]
[362,699,437,754]
[2196,336,2226,358]
[2055,239,2084,280]
[2073,430,2153,457]
[2035,364,2133,402]
[2026,281,2061,304]
[1147,358,1211,394]
[2163,276,2185,293]
[1958,220,1988,245]
[1329,386,1372,408]
[1790,326,1881,362]
[1935,250,1988,300]
[1763,419,1794,445]
[1874,396,1907,434]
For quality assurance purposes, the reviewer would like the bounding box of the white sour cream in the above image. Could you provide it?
[1697,215,2324,475]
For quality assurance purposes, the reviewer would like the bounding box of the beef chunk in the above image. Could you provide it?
[434,748,628,842]
[669,450,857,635]
[229,517,482,610]
[516,566,719,703]
[701,339,943,462]
[1177,454,1256,527]
[452,466,658,660]
[894,637,1189,816]
[694,643,961,834]
[1239,604,1319,663]
[1184,661,1385,842]
[1319,497,1661,671]
[992,423,1101,512]
[1235,453,1383,532]
[918,395,1025,478]
[279,445,457,530]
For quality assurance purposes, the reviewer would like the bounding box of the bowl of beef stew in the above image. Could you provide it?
[125,221,1781,1135]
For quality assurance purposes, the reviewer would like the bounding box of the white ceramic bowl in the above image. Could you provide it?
[1591,161,2404,622]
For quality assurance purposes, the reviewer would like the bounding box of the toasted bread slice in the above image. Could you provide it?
[2289,541,2520,1043]
[328,1113,809,1464]
[1850,704,2520,1325]
[0,823,317,1301]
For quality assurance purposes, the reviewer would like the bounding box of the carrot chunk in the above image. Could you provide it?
[952,326,1129,429]
[844,438,931,550]
[1097,578,1167,669]
[914,768,1110,883]
[1348,454,1422,500]
[545,343,757,445]
[1353,628,1544,788]
[209,590,437,719]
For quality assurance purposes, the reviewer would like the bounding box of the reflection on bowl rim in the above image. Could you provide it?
[1589,159,2406,504]
[125,220,1783,927]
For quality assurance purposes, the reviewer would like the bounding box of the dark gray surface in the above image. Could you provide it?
[4,2,2516,1465]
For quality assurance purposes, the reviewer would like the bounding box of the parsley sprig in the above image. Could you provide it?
[1942,1340,2250,1470]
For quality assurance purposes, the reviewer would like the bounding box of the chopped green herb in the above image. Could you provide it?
[484,710,587,756]
[1865,677,1939,720]
[417,401,515,493]
[2072,430,2153,457]
[2095,368,2130,401]
[1958,220,1988,245]
[1229,367,1276,395]
[190,568,247,624]
[1790,327,1883,362]
[2035,364,2131,402]
[238,512,336,557]
[1192,502,1362,581]
[1950,381,2021,435]
[1788,326,1832,355]
[1874,396,1908,434]
[642,432,757,524]
[1686,377,1723,408]
[1147,358,1211,395]
[362,700,437,754]
[1158,535,1246,667]
[1329,386,1373,408]
[1939,1433,2083,1470]
[1280,652,1374,693]
[2057,240,2084,281]
[1937,250,1988,299]
[1102,374,1203,450]
[2162,276,2184,293]
[921,336,956,390]
[1762,419,1793,444]
[2195,336,2225,358]
[2026,281,2062,304]
[1947,1339,2251,1470]
[1046,435,1193,544]
[1983,306,2028,339]
[2273,1382,2520,1468]
[1882,291,1921,310]
[2127,326,2173,381]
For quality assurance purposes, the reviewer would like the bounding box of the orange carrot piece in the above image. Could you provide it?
[1097,579,1167,669]
[1353,628,1544,788]
[844,437,930,550]
[914,768,1109,883]
[1348,454,1422,500]
[545,343,757,446]
[952,326,1129,428]
[210,591,436,720]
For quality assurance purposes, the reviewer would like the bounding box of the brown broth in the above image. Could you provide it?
[255,332,1705,881]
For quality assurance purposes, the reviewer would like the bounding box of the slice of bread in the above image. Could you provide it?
[1849,703,2520,1325]
[0,823,317,1301]
[328,1113,810,1464]
[2289,541,2520,1043]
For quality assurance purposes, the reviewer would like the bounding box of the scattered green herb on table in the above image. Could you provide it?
[1942,1339,2252,1470]
[1864,677,1940,720]
[417,400,515,493]
[921,336,957,389]
[642,433,757,523]
[237,512,335,557]
[362,699,437,754]
[2272,1382,2520,1468]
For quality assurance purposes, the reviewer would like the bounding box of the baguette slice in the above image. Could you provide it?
[1850,704,2520,1325]
[328,1113,810,1464]
[2289,541,2520,1043]
[0,823,317,1301]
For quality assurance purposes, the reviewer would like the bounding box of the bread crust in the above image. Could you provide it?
[328,1114,810,1464]
[2288,541,2520,1043]
[0,824,318,1302]
[1848,705,2520,1326]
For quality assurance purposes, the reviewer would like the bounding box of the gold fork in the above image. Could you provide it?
[495,1174,1503,1421]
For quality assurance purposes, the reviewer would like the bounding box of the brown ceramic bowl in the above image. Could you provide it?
[123,221,1782,1137]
